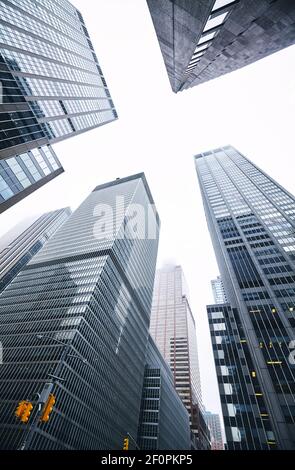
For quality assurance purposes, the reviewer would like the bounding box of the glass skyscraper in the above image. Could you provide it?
[146,0,295,93]
[0,207,71,294]
[137,336,191,450]
[0,0,117,211]
[195,145,295,449]
[150,264,210,449]
[0,173,160,450]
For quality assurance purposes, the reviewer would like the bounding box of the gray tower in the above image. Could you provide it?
[0,173,160,450]
[195,145,295,449]
[0,0,117,212]
[147,0,295,93]
[204,411,224,450]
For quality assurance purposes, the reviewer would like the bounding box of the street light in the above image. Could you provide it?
[36,334,88,365]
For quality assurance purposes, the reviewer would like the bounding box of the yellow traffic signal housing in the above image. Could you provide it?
[123,437,129,450]
[40,394,56,423]
[15,401,28,419]
[20,402,33,423]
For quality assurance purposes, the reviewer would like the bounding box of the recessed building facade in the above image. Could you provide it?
[0,145,63,213]
[147,0,295,92]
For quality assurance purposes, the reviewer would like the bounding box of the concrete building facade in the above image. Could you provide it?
[147,0,295,92]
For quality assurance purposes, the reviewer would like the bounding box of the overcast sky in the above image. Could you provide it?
[0,0,295,422]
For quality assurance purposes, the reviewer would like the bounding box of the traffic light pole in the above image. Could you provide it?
[127,432,140,450]
[18,342,71,451]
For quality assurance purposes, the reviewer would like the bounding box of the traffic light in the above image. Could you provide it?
[15,400,33,423]
[15,401,28,419]
[123,437,129,450]
[40,394,56,423]
[15,401,33,423]
[21,402,33,423]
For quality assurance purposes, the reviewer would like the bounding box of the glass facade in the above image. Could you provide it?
[195,146,295,449]
[207,303,276,449]
[0,145,63,213]
[0,173,160,450]
[0,0,117,211]
[0,208,71,294]
[0,0,117,156]
[137,336,191,450]
[150,265,210,449]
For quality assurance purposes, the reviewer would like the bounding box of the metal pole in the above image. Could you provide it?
[127,432,140,450]
[19,342,71,450]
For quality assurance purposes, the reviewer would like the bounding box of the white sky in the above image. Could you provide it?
[0,0,295,422]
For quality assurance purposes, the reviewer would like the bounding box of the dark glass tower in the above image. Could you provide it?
[195,145,295,449]
[0,208,71,294]
[137,336,191,450]
[146,0,295,93]
[150,264,210,449]
[0,173,160,450]
[0,0,117,211]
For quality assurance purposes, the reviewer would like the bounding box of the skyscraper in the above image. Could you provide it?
[0,0,117,211]
[204,411,224,450]
[137,336,191,450]
[146,0,295,93]
[150,264,210,449]
[0,208,71,294]
[211,275,227,303]
[195,145,295,449]
[0,173,160,450]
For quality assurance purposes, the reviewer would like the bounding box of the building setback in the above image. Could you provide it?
[0,207,71,294]
[137,336,191,450]
[0,0,117,211]
[150,264,210,449]
[195,145,295,449]
[204,411,224,450]
[0,173,160,450]
[0,146,64,214]
[211,275,227,304]
[146,0,295,93]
